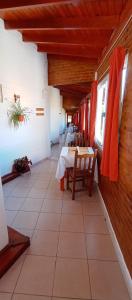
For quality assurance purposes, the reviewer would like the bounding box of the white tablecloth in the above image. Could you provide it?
[56,147,98,183]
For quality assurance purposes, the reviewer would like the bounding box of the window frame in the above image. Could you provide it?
[95,74,109,148]
[95,53,128,149]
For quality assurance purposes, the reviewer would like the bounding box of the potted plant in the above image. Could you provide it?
[8,100,29,128]
[12,156,32,174]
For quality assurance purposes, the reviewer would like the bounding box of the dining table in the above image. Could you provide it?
[56,146,98,191]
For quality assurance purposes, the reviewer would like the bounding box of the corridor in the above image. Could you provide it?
[0,141,130,300]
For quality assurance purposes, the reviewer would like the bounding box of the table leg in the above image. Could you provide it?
[60,177,65,191]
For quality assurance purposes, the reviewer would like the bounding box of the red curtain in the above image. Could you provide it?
[79,98,89,140]
[73,112,79,126]
[101,47,126,181]
[89,80,98,146]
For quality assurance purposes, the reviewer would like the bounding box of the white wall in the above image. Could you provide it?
[49,86,65,144]
[59,96,66,135]
[0,19,51,176]
[0,176,8,250]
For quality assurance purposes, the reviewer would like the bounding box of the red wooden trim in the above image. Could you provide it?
[0,227,30,279]
[23,32,109,47]
[0,0,75,10]
[5,16,119,30]
[2,172,20,185]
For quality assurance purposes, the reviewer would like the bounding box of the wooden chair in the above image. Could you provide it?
[68,132,85,147]
[66,148,97,200]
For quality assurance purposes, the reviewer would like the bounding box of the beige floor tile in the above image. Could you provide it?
[3,184,16,196]
[15,256,55,296]
[62,200,82,214]
[83,201,103,215]
[86,234,117,261]
[79,191,100,202]
[62,191,72,201]
[45,189,64,200]
[12,211,39,229]
[28,230,59,256]
[36,213,61,231]
[6,210,18,226]
[34,180,50,189]
[41,199,62,213]
[28,188,46,199]
[89,260,130,300]
[53,258,91,299]
[11,187,31,197]
[0,256,25,293]
[20,197,44,212]
[73,191,96,201]
[48,181,60,190]
[37,174,52,181]
[60,214,84,232]
[5,197,25,211]
[0,294,12,300]
[53,298,85,300]
[15,228,34,238]
[58,232,87,258]
[13,294,50,300]
[84,216,108,234]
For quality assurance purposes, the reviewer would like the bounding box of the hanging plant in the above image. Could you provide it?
[8,100,29,128]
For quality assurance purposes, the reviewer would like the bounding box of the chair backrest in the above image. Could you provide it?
[68,132,85,147]
[73,148,98,177]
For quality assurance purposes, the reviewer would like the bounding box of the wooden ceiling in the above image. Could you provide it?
[0,0,129,112]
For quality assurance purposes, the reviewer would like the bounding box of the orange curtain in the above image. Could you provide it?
[101,47,126,181]
[89,80,98,146]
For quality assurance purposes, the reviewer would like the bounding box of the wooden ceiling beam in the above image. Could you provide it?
[5,16,119,30]
[22,31,110,47]
[60,89,82,99]
[48,54,98,65]
[0,0,77,10]
[56,83,91,95]
[37,43,103,58]
[59,88,85,98]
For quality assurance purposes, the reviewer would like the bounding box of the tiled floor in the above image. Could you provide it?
[1,140,130,300]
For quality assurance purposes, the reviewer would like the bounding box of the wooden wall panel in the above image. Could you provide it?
[48,55,97,85]
[97,19,132,276]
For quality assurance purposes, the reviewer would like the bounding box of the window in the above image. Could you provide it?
[95,75,109,146]
[121,53,128,103]
[67,115,72,123]
[95,54,128,147]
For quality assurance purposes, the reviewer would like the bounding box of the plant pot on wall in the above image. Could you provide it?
[18,115,24,122]
[8,100,29,128]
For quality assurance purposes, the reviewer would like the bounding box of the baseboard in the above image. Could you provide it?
[97,187,132,300]
[0,227,30,278]
[2,172,20,185]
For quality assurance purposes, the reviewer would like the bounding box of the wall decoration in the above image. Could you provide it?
[0,84,3,103]
[36,107,44,116]
[8,100,30,128]
[14,94,20,103]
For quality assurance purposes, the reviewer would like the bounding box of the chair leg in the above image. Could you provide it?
[72,178,76,200]
[89,177,93,197]
[66,170,70,190]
